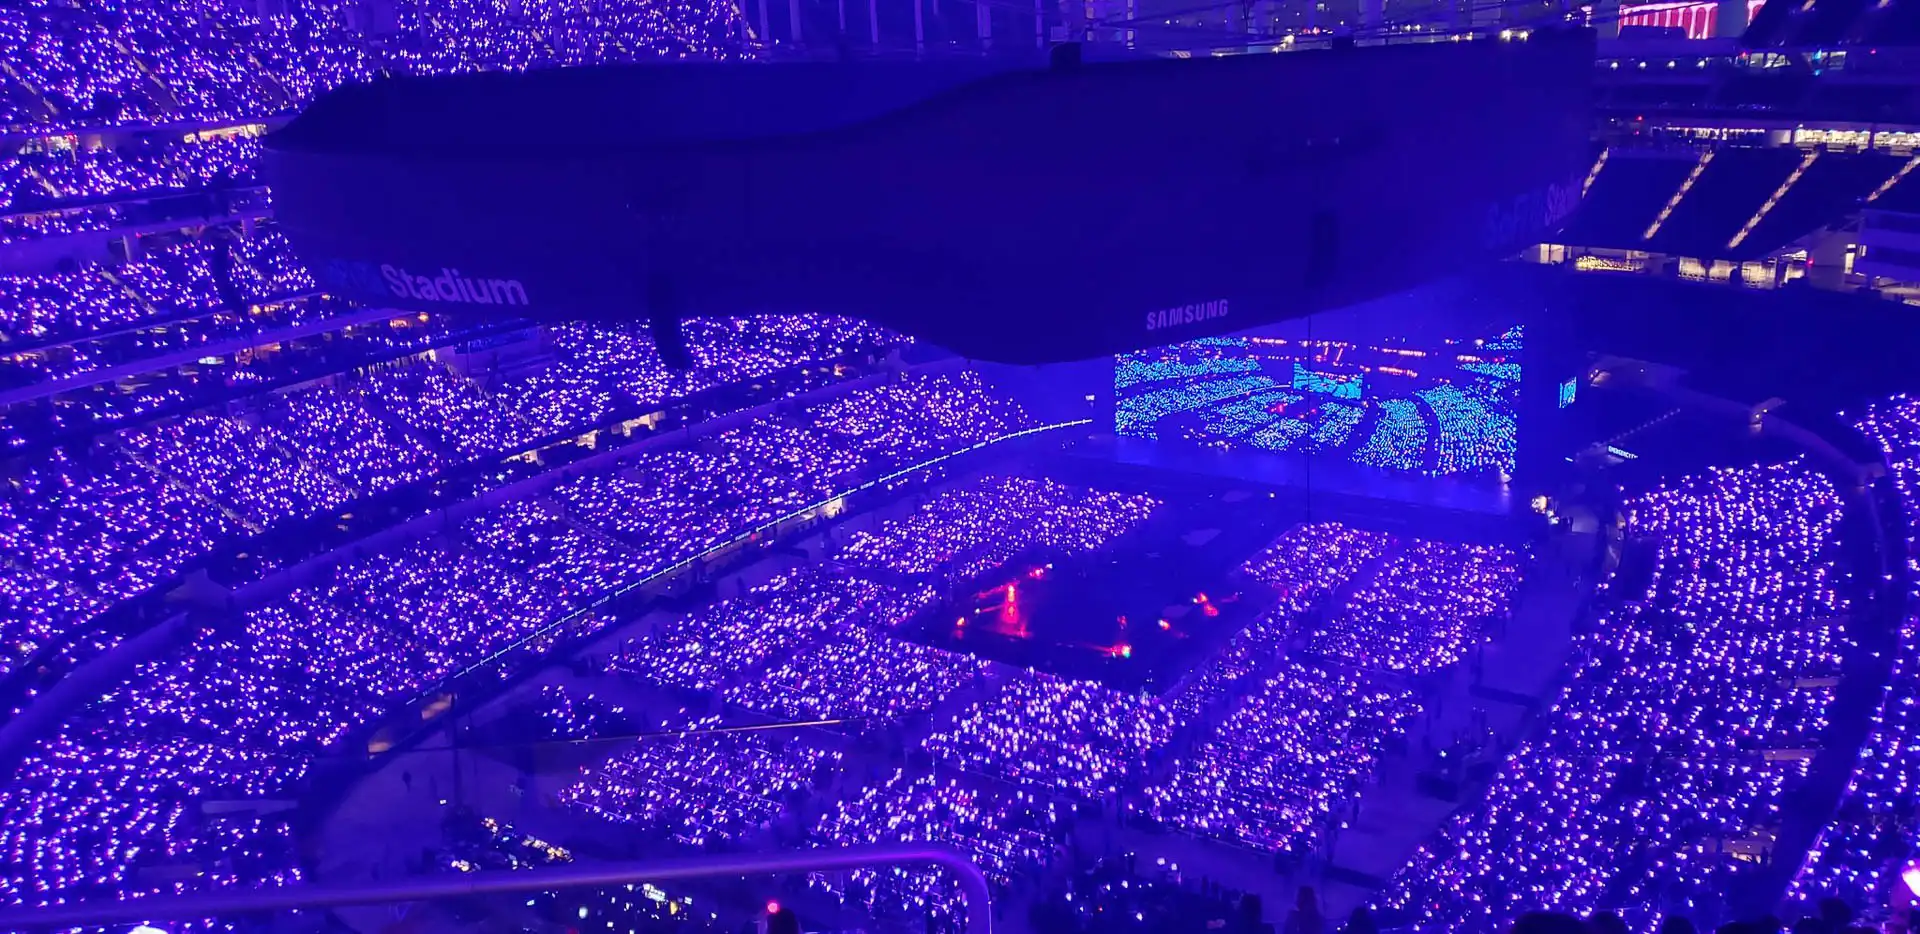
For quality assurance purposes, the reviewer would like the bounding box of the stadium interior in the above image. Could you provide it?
[4,1,1920,934]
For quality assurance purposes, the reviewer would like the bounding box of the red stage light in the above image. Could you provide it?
[1158,619,1172,630]
[1118,644,1133,658]
[766,901,781,915]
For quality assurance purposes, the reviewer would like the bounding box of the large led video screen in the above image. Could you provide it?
[1113,325,1522,480]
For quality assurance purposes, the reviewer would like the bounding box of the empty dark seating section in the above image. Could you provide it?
[1738,149,1903,255]
[1646,147,1800,254]
[1563,152,1696,248]
[1869,161,1920,213]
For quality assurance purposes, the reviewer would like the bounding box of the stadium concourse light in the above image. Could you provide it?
[0,845,994,933]
[265,32,1592,365]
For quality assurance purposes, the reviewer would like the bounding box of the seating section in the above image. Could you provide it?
[1309,539,1520,675]
[1564,146,1900,259]
[1740,150,1902,254]
[1147,663,1418,853]
[1645,148,1800,254]
[1380,461,1849,930]
[0,366,1049,914]
[809,772,1071,919]
[1790,399,1920,907]
[560,713,839,846]
[0,3,1915,927]
[1170,521,1396,721]
[0,0,740,135]
[921,670,1177,794]
[1563,152,1698,248]
[836,475,1160,582]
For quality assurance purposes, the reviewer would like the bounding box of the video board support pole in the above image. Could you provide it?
[0,845,994,934]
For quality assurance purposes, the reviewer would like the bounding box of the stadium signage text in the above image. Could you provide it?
[1483,173,1584,250]
[381,265,529,307]
[1145,299,1230,332]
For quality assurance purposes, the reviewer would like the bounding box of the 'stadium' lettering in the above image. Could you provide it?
[378,264,529,307]
[1143,299,1231,332]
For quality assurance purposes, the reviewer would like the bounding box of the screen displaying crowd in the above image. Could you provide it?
[1113,327,1522,480]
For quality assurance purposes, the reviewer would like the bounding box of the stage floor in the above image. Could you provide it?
[905,485,1294,694]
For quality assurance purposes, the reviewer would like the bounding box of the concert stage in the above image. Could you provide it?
[905,484,1295,694]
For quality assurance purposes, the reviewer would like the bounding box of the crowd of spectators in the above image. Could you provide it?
[0,226,316,349]
[559,714,839,847]
[122,411,352,527]
[808,771,1070,919]
[0,340,1006,691]
[610,571,889,693]
[0,0,748,243]
[1146,662,1419,853]
[0,0,742,136]
[0,361,1045,920]
[1169,521,1396,722]
[921,671,1176,795]
[497,317,900,435]
[1417,383,1518,477]
[725,619,989,723]
[1349,399,1429,472]
[356,359,537,459]
[0,445,233,674]
[836,475,1158,583]
[1149,519,1485,861]
[799,370,1029,473]
[1309,538,1521,674]
[552,375,1039,575]
[0,133,261,238]
[1380,461,1850,931]
[1116,374,1278,440]
[0,726,308,906]
[263,381,448,493]
[0,294,364,392]
[0,371,1886,934]
[1788,398,1920,908]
